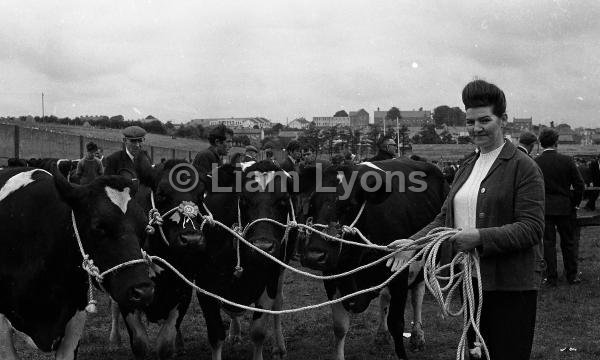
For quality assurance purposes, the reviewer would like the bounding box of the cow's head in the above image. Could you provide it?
[299,162,390,272]
[237,160,296,262]
[53,170,154,310]
[135,153,209,252]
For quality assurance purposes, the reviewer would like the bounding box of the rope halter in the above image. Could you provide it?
[146,191,202,247]
[71,211,152,314]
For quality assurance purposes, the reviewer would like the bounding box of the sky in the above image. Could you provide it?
[1,0,599,127]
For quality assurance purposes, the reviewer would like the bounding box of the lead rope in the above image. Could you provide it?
[71,211,153,314]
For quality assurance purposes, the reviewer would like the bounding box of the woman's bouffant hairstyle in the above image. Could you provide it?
[462,80,506,117]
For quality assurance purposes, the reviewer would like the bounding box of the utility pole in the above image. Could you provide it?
[41,92,45,119]
[396,116,400,157]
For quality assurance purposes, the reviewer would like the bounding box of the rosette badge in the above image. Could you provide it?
[178,201,199,218]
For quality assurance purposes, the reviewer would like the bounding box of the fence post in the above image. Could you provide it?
[171,148,176,159]
[189,151,192,162]
[79,136,84,159]
[150,146,155,163]
[14,125,20,159]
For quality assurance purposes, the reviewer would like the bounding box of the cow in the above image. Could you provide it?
[21,158,79,182]
[298,159,448,360]
[0,166,155,360]
[196,160,297,360]
[109,155,209,360]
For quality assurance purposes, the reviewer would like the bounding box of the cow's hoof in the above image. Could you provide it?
[409,327,425,352]
[373,328,392,346]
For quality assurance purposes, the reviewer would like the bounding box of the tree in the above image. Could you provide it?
[320,126,339,158]
[333,110,348,117]
[165,121,175,130]
[272,123,284,132]
[298,122,321,156]
[386,107,401,122]
[418,124,441,144]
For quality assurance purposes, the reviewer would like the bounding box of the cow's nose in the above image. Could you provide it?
[253,237,275,253]
[179,232,206,250]
[128,282,154,306]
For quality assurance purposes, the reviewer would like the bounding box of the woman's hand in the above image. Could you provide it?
[451,228,482,252]
[385,239,415,272]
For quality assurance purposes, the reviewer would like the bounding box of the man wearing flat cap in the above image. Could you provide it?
[244,145,258,162]
[518,131,538,156]
[104,125,148,178]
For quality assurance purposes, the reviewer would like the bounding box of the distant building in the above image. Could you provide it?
[512,117,532,130]
[374,109,432,127]
[288,118,311,129]
[312,116,350,128]
[189,117,272,129]
[348,109,370,128]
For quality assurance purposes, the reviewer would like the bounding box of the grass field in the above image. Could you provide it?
[13,222,600,360]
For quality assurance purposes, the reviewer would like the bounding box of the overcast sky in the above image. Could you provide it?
[1,0,599,127]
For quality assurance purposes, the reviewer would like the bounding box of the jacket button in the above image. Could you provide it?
[480,187,486,194]
[479,212,485,218]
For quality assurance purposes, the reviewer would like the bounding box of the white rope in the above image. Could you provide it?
[71,211,150,314]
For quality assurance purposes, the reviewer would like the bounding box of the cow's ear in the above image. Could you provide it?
[53,167,87,207]
[134,151,157,190]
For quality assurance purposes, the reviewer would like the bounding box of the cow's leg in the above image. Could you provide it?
[198,294,226,360]
[331,294,350,360]
[387,276,409,360]
[123,310,152,360]
[226,316,242,344]
[0,314,18,360]
[156,307,179,360]
[250,289,275,360]
[55,310,87,360]
[271,270,286,359]
[409,281,425,352]
[375,287,392,345]
[109,300,121,347]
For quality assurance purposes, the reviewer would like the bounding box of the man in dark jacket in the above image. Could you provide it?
[368,137,396,161]
[584,155,600,211]
[104,126,147,178]
[535,128,585,285]
[280,140,302,172]
[192,125,233,175]
[517,131,537,156]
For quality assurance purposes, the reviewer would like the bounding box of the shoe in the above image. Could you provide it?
[567,273,582,285]
[542,278,557,287]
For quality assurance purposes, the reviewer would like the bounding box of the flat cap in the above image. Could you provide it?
[518,131,537,146]
[245,145,258,153]
[122,126,146,140]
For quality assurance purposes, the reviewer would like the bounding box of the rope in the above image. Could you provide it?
[71,211,151,314]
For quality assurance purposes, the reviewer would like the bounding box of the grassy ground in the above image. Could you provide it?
[13,226,600,360]
[2,120,209,152]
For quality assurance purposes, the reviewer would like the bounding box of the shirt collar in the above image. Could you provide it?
[542,148,556,153]
[125,148,134,161]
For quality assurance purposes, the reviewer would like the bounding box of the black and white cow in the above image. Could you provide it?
[196,160,297,360]
[299,159,448,360]
[109,156,209,360]
[26,158,79,181]
[0,167,154,360]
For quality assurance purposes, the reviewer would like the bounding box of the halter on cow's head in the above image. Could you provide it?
[135,154,210,252]
[53,169,155,310]
[299,162,389,272]
[236,160,296,261]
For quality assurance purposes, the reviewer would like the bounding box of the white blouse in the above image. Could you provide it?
[453,142,505,230]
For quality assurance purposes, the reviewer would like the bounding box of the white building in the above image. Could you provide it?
[312,116,350,128]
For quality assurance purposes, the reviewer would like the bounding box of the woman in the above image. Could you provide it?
[387,80,545,360]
